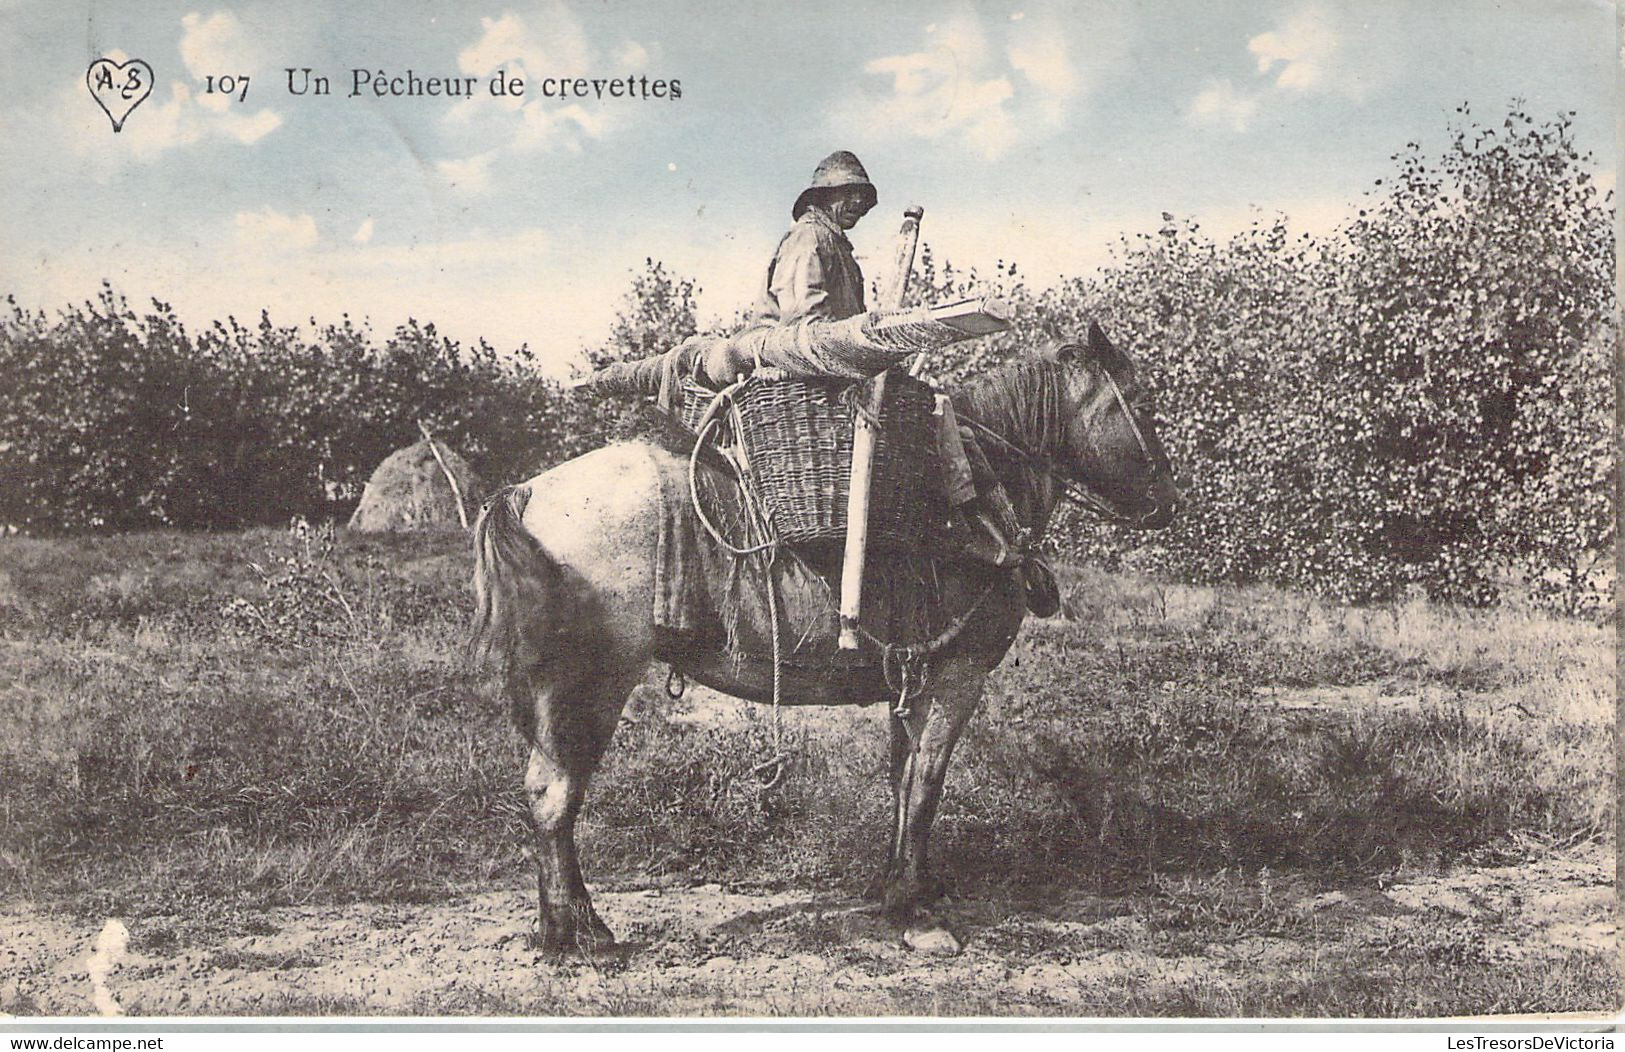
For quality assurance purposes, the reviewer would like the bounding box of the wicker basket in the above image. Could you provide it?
[680,372,947,550]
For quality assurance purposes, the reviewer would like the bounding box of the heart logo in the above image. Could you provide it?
[86,57,154,133]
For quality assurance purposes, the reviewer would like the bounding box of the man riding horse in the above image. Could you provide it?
[479,153,1181,957]
[583,150,876,395]
[757,149,875,324]
[583,150,1025,569]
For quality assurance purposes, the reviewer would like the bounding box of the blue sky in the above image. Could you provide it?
[1,0,1615,374]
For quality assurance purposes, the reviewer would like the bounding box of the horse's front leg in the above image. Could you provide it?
[879,658,986,953]
[865,701,927,901]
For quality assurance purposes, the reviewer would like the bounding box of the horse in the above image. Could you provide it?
[472,321,1179,956]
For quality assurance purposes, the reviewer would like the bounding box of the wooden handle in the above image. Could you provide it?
[838,373,888,650]
[880,206,924,310]
[841,206,922,650]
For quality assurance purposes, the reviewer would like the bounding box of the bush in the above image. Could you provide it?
[0,109,1609,611]
[0,291,588,532]
[918,106,1614,613]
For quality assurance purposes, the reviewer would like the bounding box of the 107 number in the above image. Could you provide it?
[203,74,251,102]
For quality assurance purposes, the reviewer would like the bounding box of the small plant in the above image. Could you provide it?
[222,518,370,647]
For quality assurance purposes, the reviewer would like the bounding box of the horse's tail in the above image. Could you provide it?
[471,483,560,683]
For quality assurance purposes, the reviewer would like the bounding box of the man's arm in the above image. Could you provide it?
[767,225,831,323]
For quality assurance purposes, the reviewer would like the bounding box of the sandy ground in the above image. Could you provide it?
[0,844,1613,1018]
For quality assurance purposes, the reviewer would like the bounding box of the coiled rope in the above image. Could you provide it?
[686,379,788,789]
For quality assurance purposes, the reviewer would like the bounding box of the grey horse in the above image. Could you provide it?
[473,322,1179,955]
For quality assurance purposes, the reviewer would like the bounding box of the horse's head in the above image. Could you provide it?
[1039,323,1179,529]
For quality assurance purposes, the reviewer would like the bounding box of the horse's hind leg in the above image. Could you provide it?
[517,661,638,956]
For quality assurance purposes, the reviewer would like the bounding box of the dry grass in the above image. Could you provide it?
[0,525,1613,1016]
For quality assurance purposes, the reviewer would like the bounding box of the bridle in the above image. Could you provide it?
[959,360,1163,528]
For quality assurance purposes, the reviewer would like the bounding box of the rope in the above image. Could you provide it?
[688,382,776,556]
[684,377,789,789]
[749,548,789,790]
[854,577,999,718]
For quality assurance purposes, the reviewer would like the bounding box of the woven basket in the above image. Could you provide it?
[680,372,946,550]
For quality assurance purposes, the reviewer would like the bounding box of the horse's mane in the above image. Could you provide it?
[950,355,1071,460]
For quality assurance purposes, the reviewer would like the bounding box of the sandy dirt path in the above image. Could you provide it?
[1,846,1612,1017]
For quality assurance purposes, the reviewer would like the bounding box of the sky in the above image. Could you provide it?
[1,0,1616,376]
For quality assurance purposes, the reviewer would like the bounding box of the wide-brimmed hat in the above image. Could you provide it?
[791,151,877,219]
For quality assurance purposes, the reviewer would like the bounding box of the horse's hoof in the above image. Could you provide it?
[530,930,619,960]
[531,907,618,959]
[574,934,621,961]
[902,923,962,955]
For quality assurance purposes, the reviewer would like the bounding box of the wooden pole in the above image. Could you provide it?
[880,207,924,308]
[838,372,887,649]
[839,206,923,650]
[417,420,470,531]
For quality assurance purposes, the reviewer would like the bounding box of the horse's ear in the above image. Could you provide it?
[1087,321,1113,354]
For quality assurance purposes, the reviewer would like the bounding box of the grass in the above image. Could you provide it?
[0,523,1614,1015]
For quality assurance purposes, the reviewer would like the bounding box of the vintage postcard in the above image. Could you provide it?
[0,0,1616,1028]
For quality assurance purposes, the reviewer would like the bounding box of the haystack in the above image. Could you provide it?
[348,438,482,532]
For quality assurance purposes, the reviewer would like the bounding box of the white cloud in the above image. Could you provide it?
[456,9,593,81]
[116,82,207,156]
[863,45,1017,160]
[1248,6,1340,92]
[436,7,646,192]
[1186,79,1259,133]
[837,4,1126,160]
[615,41,650,68]
[512,101,607,152]
[1185,4,1393,132]
[1183,1,1397,131]
[1009,25,1076,101]
[179,11,281,136]
[233,207,318,251]
[218,106,281,144]
[1244,4,1396,103]
[436,151,497,193]
[843,13,1017,160]
[352,218,375,244]
[65,77,260,161]
[179,12,266,78]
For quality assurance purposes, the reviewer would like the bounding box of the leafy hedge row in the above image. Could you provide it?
[0,108,1611,611]
[0,299,603,532]
[915,108,1614,612]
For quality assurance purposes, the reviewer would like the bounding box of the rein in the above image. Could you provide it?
[958,363,1160,528]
